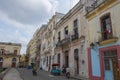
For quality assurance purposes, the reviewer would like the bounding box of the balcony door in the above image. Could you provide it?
[101,13,112,40]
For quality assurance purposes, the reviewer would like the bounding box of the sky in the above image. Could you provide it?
[0,0,79,54]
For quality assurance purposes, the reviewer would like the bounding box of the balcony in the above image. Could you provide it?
[45,31,52,39]
[86,0,106,13]
[86,0,117,14]
[56,36,70,47]
[56,41,62,47]
[99,37,118,46]
[0,52,19,57]
[71,33,79,41]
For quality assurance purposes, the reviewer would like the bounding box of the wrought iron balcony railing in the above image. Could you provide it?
[86,0,106,13]
[71,33,79,41]
[56,36,70,47]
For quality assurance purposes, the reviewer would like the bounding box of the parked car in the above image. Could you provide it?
[50,63,61,75]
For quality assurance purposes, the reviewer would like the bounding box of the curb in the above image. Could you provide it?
[0,68,11,80]
[70,76,89,80]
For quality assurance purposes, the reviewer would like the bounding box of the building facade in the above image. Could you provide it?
[0,42,21,68]
[40,12,64,71]
[86,0,120,80]
[27,36,37,66]
[54,1,88,77]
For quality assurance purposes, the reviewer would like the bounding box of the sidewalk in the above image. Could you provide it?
[3,68,23,80]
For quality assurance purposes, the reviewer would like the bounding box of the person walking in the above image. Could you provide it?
[32,64,37,76]
[62,65,66,75]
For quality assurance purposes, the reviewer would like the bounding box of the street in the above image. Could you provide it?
[18,68,79,80]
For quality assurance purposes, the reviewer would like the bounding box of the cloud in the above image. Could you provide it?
[0,0,79,54]
[0,0,57,25]
[56,0,79,13]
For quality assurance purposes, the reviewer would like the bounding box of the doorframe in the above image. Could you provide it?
[99,45,120,80]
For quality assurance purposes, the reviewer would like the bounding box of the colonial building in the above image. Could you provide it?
[40,24,48,71]
[54,1,89,77]
[27,35,37,66]
[20,54,28,67]
[35,28,42,69]
[40,12,64,71]
[0,42,21,68]
[86,0,120,80]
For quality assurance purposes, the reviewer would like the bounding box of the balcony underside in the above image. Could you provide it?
[99,38,118,46]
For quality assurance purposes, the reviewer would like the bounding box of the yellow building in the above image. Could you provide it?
[0,42,21,68]
[20,54,27,67]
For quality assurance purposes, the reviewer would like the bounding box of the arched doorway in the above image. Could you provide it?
[0,57,3,68]
[11,58,17,67]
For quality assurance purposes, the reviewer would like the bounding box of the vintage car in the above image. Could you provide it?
[50,63,61,75]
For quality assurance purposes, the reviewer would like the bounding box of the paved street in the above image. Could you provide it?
[3,68,23,80]
[18,68,78,80]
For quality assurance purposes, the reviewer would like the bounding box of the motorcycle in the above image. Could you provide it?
[66,72,70,78]
[65,67,70,78]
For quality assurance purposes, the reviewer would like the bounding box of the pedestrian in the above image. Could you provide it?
[32,64,37,76]
[62,65,66,74]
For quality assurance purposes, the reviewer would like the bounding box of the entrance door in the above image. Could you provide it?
[103,50,120,80]
[75,59,79,74]
[12,62,16,67]
[74,49,79,74]
[12,58,16,68]
[0,57,3,68]
[104,58,114,80]
[65,51,69,67]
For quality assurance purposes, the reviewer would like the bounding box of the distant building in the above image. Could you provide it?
[19,54,28,68]
[0,42,21,68]
[40,12,64,71]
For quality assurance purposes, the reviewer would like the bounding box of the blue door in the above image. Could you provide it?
[104,59,114,80]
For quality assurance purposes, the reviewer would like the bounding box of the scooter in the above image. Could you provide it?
[66,72,70,78]
[33,70,37,76]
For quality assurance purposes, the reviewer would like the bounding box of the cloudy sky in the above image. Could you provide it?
[0,0,79,54]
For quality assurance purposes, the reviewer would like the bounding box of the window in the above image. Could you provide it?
[12,58,17,62]
[73,19,78,35]
[72,19,79,40]
[58,31,61,42]
[74,19,78,28]
[57,53,60,64]
[101,13,112,40]
[0,57,3,62]
[74,49,79,60]
[104,59,110,70]
[46,56,48,66]
[1,49,4,55]
[14,50,17,55]
[64,26,68,35]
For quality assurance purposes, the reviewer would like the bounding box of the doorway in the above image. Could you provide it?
[103,50,120,80]
[65,51,69,67]
[0,57,3,68]
[12,58,16,68]
[74,49,79,75]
